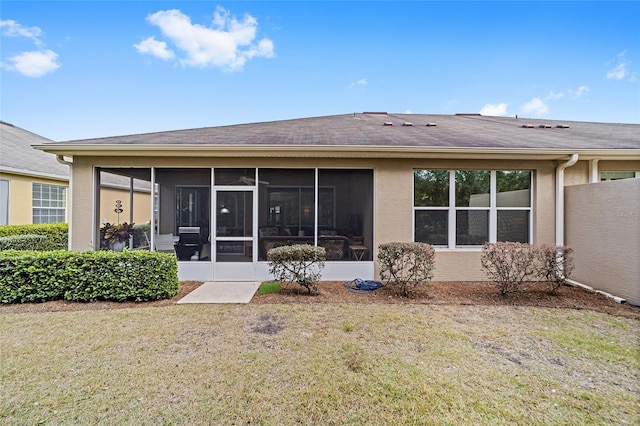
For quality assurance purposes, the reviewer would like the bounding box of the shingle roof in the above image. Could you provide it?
[0,121,150,191]
[0,121,68,180]
[48,113,640,150]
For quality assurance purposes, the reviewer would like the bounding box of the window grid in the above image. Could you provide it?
[32,183,66,224]
[414,170,532,248]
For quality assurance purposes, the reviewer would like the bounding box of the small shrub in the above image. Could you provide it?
[481,242,575,295]
[481,242,537,295]
[267,244,325,294]
[0,223,68,250]
[534,244,575,294]
[0,250,179,304]
[258,281,281,295]
[0,234,49,251]
[377,242,436,297]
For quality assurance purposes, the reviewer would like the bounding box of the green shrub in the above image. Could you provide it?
[0,234,49,251]
[0,250,179,304]
[0,223,68,250]
[377,242,436,297]
[0,250,70,303]
[267,244,325,294]
[258,281,282,295]
[480,242,575,295]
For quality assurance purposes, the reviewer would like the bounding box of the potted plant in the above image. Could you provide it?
[102,222,135,251]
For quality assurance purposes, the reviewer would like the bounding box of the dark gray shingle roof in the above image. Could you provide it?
[0,121,68,179]
[43,113,640,150]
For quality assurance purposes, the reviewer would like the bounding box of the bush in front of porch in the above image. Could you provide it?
[267,244,326,294]
[0,250,178,303]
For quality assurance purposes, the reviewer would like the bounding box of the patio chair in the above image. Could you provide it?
[155,233,177,256]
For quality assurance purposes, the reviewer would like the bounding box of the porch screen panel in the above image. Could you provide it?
[156,168,211,261]
[319,169,373,261]
[256,169,373,261]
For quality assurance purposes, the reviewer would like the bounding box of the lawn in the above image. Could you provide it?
[1,304,638,425]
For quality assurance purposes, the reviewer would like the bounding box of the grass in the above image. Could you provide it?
[1,304,638,425]
[258,280,281,295]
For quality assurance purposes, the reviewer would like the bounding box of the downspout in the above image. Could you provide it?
[589,159,600,183]
[56,155,73,250]
[555,153,578,247]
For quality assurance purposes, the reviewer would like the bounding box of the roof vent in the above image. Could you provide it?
[556,124,570,129]
[521,124,535,128]
[426,122,437,127]
[539,124,552,128]
[402,122,413,126]
[383,122,393,126]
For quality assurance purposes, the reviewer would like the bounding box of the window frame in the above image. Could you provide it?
[32,183,67,224]
[413,169,532,249]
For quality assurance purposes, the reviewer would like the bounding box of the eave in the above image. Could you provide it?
[33,143,640,161]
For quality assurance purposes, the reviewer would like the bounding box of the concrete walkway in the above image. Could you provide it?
[176,281,261,304]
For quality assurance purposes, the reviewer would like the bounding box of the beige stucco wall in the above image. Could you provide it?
[565,178,640,306]
[99,187,151,225]
[0,172,69,225]
[69,156,568,281]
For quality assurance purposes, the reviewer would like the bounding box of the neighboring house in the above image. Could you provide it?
[0,121,151,227]
[33,113,640,285]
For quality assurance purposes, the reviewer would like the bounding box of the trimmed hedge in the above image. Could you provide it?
[0,250,179,304]
[267,244,326,294]
[0,223,68,250]
[0,234,49,251]
[377,242,436,297]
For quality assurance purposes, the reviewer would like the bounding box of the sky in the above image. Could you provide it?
[1,1,639,141]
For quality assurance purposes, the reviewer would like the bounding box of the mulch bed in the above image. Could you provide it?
[252,281,640,320]
[1,280,638,320]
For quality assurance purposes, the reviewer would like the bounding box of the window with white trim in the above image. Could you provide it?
[414,170,531,247]
[32,183,67,224]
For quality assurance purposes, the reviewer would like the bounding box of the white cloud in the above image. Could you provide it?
[521,97,549,116]
[134,36,175,60]
[546,91,565,100]
[607,62,627,80]
[0,19,43,45]
[348,78,367,89]
[546,86,589,100]
[1,19,61,77]
[5,50,60,77]
[479,103,508,116]
[568,85,589,97]
[140,6,274,71]
[606,51,637,82]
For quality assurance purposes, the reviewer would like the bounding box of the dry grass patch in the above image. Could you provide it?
[1,304,638,425]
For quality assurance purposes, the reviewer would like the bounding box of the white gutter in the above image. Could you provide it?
[56,155,73,250]
[589,159,600,183]
[555,153,579,246]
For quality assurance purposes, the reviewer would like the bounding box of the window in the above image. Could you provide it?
[600,171,639,181]
[0,179,8,225]
[414,170,531,247]
[32,183,67,223]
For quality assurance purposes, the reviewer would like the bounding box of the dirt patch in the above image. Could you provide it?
[1,280,638,320]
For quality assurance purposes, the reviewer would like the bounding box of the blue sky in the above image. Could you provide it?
[1,1,638,141]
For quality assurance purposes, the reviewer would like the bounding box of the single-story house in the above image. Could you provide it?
[33,112,640,286]
[1,121,151,226]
